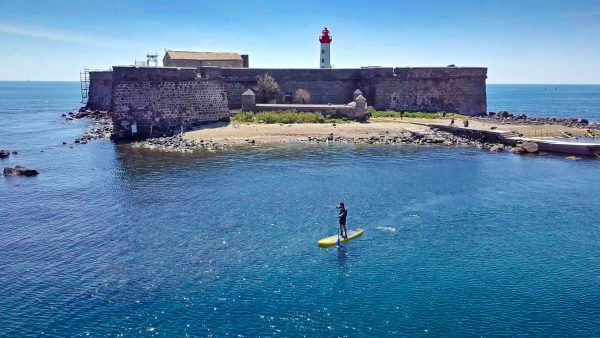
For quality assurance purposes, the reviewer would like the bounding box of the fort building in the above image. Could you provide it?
[85,27,488,140]
[163,50,249,68]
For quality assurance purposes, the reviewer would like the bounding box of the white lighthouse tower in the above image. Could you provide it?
[319,27,332,69]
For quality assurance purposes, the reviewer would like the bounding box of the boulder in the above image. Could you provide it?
[490,144,505,152]
[510,146,525,154]
[517,141,539,153]
[4,166,39,177]
[0,150,10,159]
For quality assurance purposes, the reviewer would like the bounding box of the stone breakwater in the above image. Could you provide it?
[62,108,113,144]
[133,129,522,154]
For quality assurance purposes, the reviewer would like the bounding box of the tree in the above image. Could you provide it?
[293,88,311,104]
[256,73,280,103]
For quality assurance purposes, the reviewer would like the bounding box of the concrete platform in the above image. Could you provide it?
[429,124,600,157]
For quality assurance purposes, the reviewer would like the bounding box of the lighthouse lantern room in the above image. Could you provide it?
[319,27,332,69]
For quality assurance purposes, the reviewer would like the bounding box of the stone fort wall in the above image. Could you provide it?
[199,67,392,109]
[199,66,487,115]
[87,65,487,138]
[86,70,112,110]
[375,68,487,115]
[110,66,229,139]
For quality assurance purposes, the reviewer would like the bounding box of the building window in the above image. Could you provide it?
[321,49,324,54]
[321,58,324,63]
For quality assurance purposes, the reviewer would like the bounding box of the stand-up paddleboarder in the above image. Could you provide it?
[337,202,348,239]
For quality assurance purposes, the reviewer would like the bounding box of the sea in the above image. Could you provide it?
[1,82,599,337]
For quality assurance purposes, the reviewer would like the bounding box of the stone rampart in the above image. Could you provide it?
[87,71,112,110]
[111,66,229,139]
[86,65,487,135]
[200,66,487,115]
[375,67,487,115]
[199,67,393,108]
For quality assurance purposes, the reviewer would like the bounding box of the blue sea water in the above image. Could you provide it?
[1,82,600,337]
[487,84,600,121]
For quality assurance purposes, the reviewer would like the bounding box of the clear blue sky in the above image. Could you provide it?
[1,0,599,83]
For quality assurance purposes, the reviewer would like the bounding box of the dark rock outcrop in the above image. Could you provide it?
[0,150,10,159]
[4,166,39,177]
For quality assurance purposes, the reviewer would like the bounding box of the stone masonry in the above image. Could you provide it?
[198,66,487,115]
[87,71,112,110]
[375,68,487,115]
[111,66,229,139]
[241,88,368,120]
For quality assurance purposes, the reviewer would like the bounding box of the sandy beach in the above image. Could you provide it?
[182,117,596,145]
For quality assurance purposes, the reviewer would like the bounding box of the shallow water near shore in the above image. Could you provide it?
[2,82,600,336]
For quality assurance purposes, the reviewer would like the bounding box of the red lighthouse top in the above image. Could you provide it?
[319,27,332,44]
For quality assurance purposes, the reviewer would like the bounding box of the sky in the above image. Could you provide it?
[0,0,599,83]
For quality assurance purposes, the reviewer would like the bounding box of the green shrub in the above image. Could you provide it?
[368,109,464,119]
[232,111,349,124]
[232,112,255,122]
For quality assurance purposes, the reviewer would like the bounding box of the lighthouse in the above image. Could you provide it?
[319,27,332,69]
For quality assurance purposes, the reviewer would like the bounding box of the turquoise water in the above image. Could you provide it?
[1,82,600,336]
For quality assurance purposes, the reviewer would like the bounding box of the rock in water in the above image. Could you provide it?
[0,150,10,159]
[510,146,525,154]
[490,144,505,152]
[3,166,39,177]
[518,141,539,153]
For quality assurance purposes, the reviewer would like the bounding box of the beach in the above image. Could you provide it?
[182,118,597,146]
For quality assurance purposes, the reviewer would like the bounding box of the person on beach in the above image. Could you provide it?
[337,202,348,239]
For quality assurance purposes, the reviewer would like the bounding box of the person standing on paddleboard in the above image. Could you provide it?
[337,202,348,239]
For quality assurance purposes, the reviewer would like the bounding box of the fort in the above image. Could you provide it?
[84,28,488,139]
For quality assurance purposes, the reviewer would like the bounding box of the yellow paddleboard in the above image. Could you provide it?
[318,229,365,248]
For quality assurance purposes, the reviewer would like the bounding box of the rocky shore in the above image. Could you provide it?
[61,107,596,158]
[134,134,231,152]
[475,111,599,130]
[133,128,529,154]
[63,108,113,144]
